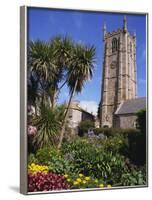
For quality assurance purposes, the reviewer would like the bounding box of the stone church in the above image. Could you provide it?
[100,16,146,128]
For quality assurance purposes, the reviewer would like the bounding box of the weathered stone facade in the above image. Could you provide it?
[67,100,95,129]
[118,114,137,129]
[100,16,137,128]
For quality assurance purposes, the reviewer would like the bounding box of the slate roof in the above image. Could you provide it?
[115,97,146,115]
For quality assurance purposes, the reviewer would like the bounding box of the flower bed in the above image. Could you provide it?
[28,172,70,192]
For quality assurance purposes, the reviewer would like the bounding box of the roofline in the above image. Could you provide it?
[68,107,95,117]
[115,101,124,115]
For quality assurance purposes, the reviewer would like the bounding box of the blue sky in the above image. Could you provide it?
[28,8,146,115]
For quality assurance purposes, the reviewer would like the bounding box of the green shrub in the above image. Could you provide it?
[136,109,146,133]
[35,146,76,175]
[99,135,127,154]
[93,127,144,164]
[48,156,76,175]
[28,153,38,164]
[127,130,146,165]
[94,127,139,137]
[93,127,124,137]
[36,146,60,165]
[78,120,95,136]
[120,169,146,186]
[62,138,128,184]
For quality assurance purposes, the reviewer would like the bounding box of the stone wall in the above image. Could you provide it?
[118,114,137,129]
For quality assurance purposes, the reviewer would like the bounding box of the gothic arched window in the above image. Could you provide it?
[112,38,118,52]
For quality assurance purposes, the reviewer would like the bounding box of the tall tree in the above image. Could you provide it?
[58,44,96,148]
[28,37,74,109]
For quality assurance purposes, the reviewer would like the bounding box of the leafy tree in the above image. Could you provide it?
[78,120,95,136]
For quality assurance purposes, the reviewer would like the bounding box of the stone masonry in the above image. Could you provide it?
[100,16,137,127]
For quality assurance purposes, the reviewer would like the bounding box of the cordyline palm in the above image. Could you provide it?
[58,44,96,148]
[32,104,66,149]
[28,40,56,107]
[47,36,74,106]
[27,72,39,107]
[28,37,71,108]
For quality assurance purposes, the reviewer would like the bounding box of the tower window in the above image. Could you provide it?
[112,38,118,52]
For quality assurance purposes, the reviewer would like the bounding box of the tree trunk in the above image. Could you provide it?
[49,89,56,109]
[57,81,77,149]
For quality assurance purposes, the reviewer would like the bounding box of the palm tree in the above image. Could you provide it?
[28,37,74,109]
[27,71,39,112]
[28,40,56,107]
[58,44,96,148]
[32,104,65,149]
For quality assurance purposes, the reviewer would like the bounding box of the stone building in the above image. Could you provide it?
[100,16,146,128]
[115,97,146,128]
[67,100,95,130]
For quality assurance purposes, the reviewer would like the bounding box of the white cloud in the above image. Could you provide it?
[79,100,98,116]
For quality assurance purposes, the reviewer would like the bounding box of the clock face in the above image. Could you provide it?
[110,61,117,69]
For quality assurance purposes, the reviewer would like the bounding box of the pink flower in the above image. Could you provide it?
[28,125,37,136]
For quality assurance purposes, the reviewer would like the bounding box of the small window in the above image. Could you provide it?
[112,38,118,52]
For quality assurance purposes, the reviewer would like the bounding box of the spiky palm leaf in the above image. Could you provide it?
[58,44,96,148]
[32,104,65,149]
[67,44,96,94]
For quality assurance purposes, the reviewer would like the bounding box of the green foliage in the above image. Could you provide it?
[121,169,146,186]
[94,127,146,165]
[28,134,147,187]
[78,120,95,136]
[136,109,146,133]
[94,127,120,137]
[94,127,139,137]
[127,130,146,165]
[48,156,75,175]
[62,138,128,184]
[35,146,76,175]
[28,153,38,165]
[99,135,127,154]
[32,104,65,149]
[36,146,60,165]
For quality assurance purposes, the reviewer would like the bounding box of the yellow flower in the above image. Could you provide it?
[85,177,90,181]
[107,184,112,188]
[67,178,71,182]
[64,174,68,178]
[99,184,104,188]
[94,179,98,183]
[79,173,83,177]
[76,178,82,183]
[82,180,86,184]
[28,163,48,174]
[73,181,79,185]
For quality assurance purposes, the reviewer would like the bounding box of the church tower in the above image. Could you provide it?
[100,16,137,128]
